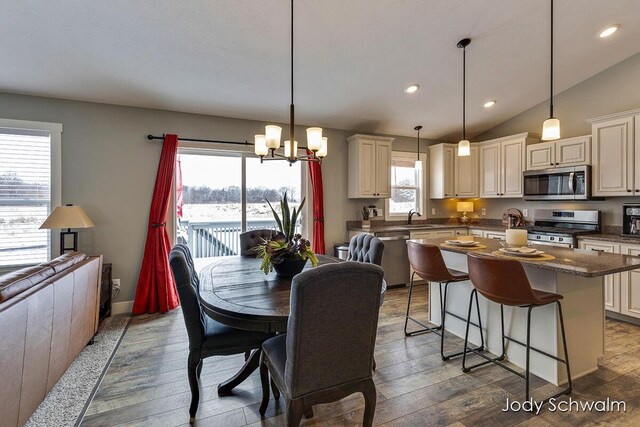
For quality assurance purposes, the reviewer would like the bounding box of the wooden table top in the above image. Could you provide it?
[199,255,386,333]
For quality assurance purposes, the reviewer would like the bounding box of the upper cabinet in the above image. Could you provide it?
[429,144,455,198]
[588,108,640,197]
[455,146,479,198]
[347,134,394,198]
[526,135,591,170]
[479,133,539,198]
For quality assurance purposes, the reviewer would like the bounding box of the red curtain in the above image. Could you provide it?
[133,134,181,315]
[307,150,325,254]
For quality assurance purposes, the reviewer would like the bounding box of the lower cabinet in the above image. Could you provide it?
[579,239,640,320]
[620,245,640,318]
[483,230,507,241]
[579,240,621,313]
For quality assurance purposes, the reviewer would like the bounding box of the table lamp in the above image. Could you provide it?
[457,201,474,224]
[40,204,95,254]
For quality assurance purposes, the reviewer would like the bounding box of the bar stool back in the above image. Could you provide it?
[463,252,572,404]
[404,241,484,360]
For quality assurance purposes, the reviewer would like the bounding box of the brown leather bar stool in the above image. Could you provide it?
[405,241,484,360]
[463,253,572,404]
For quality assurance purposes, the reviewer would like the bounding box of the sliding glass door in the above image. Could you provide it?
[176,150,303,264]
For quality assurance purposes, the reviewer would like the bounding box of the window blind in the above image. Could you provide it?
[0,128,51,267]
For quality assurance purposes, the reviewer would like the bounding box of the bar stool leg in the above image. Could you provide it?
[461,289,476,371]
[440,282,484,361]
[557,301,573,395]
[525,306,533,402]
[404,272,441,336]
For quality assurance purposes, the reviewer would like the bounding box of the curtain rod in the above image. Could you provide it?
[146,134,310,150]
[146,134,250,146]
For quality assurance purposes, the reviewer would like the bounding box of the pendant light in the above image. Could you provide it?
[457,38,471,157]
[253,0,327,164]
[414,125,423,170]
[541,0,560,140]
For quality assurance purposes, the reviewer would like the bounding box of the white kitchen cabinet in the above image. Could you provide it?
[620,244,640,319]
[483,230,506,241]
[409,229,456,240]
[580,240,621,313]
[454,146,479,198]
[478,133,538,198]
[526,136,591,170]
[469,229,484,237]
[429,144,456,199]
[588,111,638,197]
[454,229,468,237]
[526,141,555,170]
[347,134,394,198]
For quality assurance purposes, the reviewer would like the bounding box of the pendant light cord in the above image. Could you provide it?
[289,0,295,148]
[549,0,554,119]
[462,44,466,141]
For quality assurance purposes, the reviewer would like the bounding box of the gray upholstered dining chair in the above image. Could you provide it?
[239,229,276,256]
[169,244,275,421]
[346,233,385,266]
[258,262,383,426]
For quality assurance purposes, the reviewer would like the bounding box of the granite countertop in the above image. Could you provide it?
[577,234,640,245]
[347,222,508,233]
[410,236,640,278]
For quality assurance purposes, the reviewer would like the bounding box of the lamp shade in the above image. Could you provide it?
[265,125,282,149]
[40,205,95,230]
[317,137,328,158]
[456,201,474,213]
[306,127,323,151]
[541,117,561,141]
[284,140,298,158]
[415,160,423,170]
[458,140,470,156]
[254,134,268,156]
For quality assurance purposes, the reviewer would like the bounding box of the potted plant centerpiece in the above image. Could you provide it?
[256,192,318,277]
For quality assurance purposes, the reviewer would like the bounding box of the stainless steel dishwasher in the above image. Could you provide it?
[376,231,410,286]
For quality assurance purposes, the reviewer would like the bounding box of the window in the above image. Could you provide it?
[176,150,305,263]
[0,119,61,270]
[387,151,425,217]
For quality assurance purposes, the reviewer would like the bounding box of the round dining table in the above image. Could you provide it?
[198,254,386,395]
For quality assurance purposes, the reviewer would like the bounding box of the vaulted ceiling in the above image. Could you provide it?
[1,0,639,140]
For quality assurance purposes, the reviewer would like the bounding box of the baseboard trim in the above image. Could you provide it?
[112,300,134,314]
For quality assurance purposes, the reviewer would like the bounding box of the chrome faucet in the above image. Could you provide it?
[408,209,422,225]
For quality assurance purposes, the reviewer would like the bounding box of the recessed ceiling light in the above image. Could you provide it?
[404,84,420,94]
[599,25,620,38]
[483,100,496,108]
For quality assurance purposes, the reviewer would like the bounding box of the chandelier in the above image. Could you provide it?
[253,0,327,164]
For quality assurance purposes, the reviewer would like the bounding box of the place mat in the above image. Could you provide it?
[440,243,487,250]
[490,250,556,261]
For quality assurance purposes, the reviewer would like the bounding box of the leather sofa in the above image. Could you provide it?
[0,252,102,426]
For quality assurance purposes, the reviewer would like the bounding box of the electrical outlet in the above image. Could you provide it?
[523,209,529,217]
[112,279,121,290]
[431,208,436,216]
[481,208,486,216]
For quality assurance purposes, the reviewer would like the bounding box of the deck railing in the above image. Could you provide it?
[182,219,299,258]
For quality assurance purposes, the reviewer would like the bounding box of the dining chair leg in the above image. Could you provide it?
[196,359,203,379]
[362,378,377,427]
[304,407,314,419]
[258,353,270,416]
[270,377,281,400]
[286,399,305,427]
[404,272,441,336]
[187,351,201,421]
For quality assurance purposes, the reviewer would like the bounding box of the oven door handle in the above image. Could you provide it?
[568,171,575,195]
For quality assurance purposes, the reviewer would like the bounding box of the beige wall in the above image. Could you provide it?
[0,91,434,304]
[429,51,640,225]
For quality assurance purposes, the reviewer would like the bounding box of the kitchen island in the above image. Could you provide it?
[412,237,640,386]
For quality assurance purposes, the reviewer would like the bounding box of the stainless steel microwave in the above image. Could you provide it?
[523,165,591,200]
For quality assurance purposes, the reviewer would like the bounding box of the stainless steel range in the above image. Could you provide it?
[525,209,601,248]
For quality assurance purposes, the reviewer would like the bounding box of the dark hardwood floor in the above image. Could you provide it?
[82,285,640,426]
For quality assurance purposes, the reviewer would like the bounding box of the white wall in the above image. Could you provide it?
[0,91,435,304]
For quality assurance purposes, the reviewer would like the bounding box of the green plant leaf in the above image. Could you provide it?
[290,207,298,238]
[266,198,284,233]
